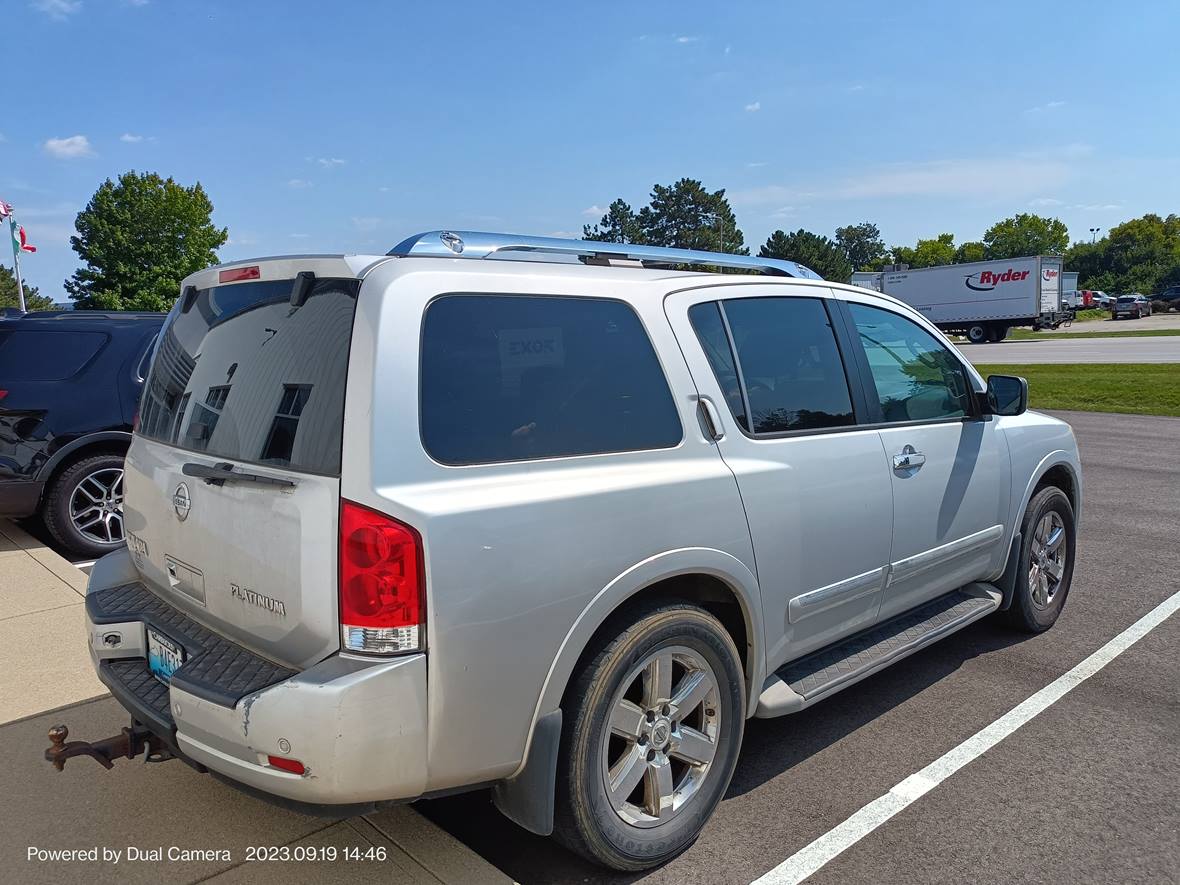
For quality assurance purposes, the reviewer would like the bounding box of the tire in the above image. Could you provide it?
[1007,486,1076,633]
[42,453,127,559]
[966,324,988,344]
[553,602,746,871]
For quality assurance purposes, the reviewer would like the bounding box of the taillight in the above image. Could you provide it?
[339,499,424,655]
[266,755,306,775]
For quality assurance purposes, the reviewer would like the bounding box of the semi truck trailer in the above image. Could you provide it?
[851,255,1069,343]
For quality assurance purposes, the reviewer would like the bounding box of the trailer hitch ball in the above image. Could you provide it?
[44,723,169,772]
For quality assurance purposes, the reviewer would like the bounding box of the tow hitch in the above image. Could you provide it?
[44,723,175,772]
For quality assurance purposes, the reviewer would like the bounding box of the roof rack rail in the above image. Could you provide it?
[387,231,822,280]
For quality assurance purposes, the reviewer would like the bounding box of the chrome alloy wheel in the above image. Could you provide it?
[69,467,125,545]
[601,645,721,828]
[1028,511,1066,609]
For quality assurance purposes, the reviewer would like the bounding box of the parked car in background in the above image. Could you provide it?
[0,310,164,557]
[1158,286,1180,308]
[68,232,1082,871]
[1090,291,1114,309]
[1113,294,1152,319]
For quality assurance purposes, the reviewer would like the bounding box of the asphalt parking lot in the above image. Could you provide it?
[420,409,1180,884]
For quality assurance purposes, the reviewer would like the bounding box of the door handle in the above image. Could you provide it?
[892,446,926,471]
[698,398,724,441]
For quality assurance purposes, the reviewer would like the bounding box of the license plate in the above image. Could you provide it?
[147,628,185,684]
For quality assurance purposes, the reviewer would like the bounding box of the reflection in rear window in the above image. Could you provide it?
[420,294,682,465]
[0,330,108,381]
[137,278,358,475]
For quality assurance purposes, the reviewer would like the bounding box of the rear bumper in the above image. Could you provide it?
[0,480,43,518]
[85,563,429,806]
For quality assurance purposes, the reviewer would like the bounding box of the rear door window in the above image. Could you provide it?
[692,297,855,434]
[137,278,359,475]
[420,294,682,465]
[0,329,108,381]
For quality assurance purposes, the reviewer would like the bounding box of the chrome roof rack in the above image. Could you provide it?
[387,231,822,280]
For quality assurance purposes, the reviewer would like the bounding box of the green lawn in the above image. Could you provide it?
[974,363,1180,417]
[1006,327,1180,340]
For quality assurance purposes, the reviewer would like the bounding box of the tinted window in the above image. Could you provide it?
[849,303,972,422]
[137,278,358,475]
[687,302,748,431]
[719,297,855,434]
[420,295,681,465]
[0,330,107,381]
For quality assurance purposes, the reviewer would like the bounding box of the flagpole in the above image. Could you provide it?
[8,217,25,313]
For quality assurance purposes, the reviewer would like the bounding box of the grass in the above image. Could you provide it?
[974,363,1180,417]
[1006,327,1180,340]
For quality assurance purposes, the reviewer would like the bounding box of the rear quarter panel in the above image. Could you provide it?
[341,262,759,792]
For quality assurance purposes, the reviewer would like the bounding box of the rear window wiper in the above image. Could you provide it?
[182,461,296,488]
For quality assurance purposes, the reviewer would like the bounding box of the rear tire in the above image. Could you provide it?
[1007,486,1076,633]
[553,602,745,871]
[42,453,127,559]
[966,324,988,344]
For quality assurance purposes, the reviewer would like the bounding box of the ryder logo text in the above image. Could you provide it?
[964,268,1030,291]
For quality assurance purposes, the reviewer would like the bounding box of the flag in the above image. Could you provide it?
[0,201,11,219]
[12,223,36,253]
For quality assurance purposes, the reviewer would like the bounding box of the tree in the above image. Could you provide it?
[891,233,957,269]
[583,198,645,243]
[66,171,228,311]
[955,241,986,263]
[584,179,746,256]
[0,264,54,311]
[982,213,1068,259]
[834,221,886,271]
[1064,213,1180,292]
[760,229,852,282]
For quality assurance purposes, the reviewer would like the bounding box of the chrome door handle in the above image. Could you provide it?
[892,447,926,470]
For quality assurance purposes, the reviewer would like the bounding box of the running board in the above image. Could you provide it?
[755,584,1002,718]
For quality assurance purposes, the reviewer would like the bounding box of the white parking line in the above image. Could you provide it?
[752,588,1180,885]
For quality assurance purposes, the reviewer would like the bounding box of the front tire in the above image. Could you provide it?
[1007,486,1076,633]
[553,602,745,871]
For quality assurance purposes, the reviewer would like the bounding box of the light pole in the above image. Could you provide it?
[1089,227,1101,244]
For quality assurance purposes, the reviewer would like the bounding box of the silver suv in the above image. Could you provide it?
[67,232,1081,870]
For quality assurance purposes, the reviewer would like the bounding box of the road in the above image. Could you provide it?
[420,410,1180,884]
[961,335,1180,364]
[1046,313,1180,333]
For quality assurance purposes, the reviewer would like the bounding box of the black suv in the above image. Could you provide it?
[0,311,164,557]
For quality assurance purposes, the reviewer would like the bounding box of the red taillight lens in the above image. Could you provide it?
[218,265,260,283]
[339,500,423,654]
[266,755,305,775]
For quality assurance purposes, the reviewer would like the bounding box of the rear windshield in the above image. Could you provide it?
[1116,296,1135,303]
[137,277,359,475]
[0,329,108,381]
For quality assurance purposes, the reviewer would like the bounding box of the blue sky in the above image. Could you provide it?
[5,0,1178,298]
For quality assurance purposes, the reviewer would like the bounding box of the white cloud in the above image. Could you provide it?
[724,44,732,55]
[377,186,391,192]
[351,216,382,232]
[1024,99,1067,114]
[124,0,149,5]
[288,233,310,239]
[732,151,1078,205]
[744,101,761,112]
[746,161,768,168]
[847,83,866,93]
[316,157,346,168]
[675,35,699,43]
[32,0,81,20]
[1070,202,1122,212]
[770,206,797,219]
[120,133,144,143]
[43,135,93,159]
[1029,197,1064,207]
[0,133,6,143]
[287,178,312,188]
[582,205,605,217]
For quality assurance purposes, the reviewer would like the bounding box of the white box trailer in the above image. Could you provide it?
[850,256,1068,343]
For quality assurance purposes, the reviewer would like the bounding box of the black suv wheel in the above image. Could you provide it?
[42,453,127,559]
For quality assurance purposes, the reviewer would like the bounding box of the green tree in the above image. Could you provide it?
[834,221,886,271]
[891,233,957,269]
[760,229,853,282]
[66,171,228,311]
[982,213,1068,259]
[583,198,646,243]
[955,241,986,263]
[1,264,54,311]
[1065,213,1180,293]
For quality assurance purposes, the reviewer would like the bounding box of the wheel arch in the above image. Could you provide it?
[35,431,132,487]
[491,548,764,835]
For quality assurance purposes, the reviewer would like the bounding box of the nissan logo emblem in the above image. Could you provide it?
[172,482,191,521]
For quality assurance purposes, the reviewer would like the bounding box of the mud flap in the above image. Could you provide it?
[492,709,561,836]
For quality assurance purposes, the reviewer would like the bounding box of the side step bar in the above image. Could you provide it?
[755,583,1002,718]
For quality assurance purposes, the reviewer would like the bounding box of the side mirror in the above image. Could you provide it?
[986,374,1028,416]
